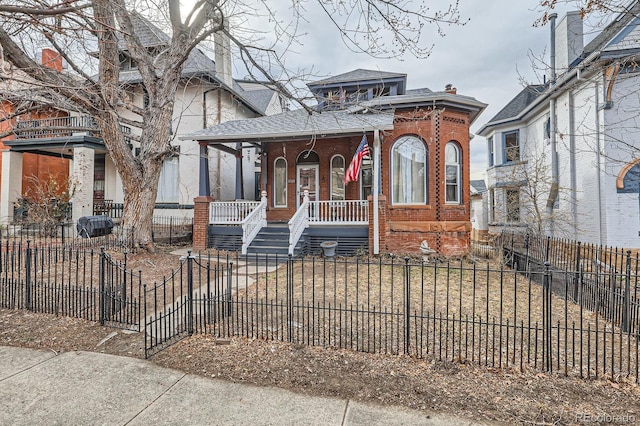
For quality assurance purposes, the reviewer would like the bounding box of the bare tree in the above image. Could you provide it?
[0,0,463,250]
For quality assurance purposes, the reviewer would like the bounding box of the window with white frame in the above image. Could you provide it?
[274,157,287,207]
[360,155,373,200]
[488,136,494,167]
[503,130,520,163]
[445,142,461,204]
[391,135,427,204]
[156,150,179,203]
[330,155,345,200]
[506,188,520,223]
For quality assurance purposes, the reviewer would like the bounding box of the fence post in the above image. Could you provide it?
[25,240,32,310]
[287,254,293,343]
[187,250,194,335]
[226,261,233,318]
[623,250,631,334]
[99,246,106,326]
[545,236,551,264]
[524,233,530,274]
[404,256,411,355]
[573,242,581,302]
[542,261,552,372]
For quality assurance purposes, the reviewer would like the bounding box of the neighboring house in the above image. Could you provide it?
[478,4,640,247]
[186,69,487,256]
[470,179,488,241]
[0,16,285,225]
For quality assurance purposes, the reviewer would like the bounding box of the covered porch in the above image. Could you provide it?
[185,109,395,256]
[1,115,119,225]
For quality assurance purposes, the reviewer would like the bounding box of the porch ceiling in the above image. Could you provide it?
[4,135,107,158]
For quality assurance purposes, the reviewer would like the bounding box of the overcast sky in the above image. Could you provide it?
[227,0,607,180]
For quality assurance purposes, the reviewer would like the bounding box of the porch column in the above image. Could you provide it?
[198,142,211,196]
[0,149,23,225]
[70,147,95,223]
[372,130,381,254]
[235,142,244,200]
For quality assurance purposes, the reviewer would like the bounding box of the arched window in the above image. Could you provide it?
[273,157,287,207]
[391,136,427,204]
[330,155,345,200]
[445,142,461,204]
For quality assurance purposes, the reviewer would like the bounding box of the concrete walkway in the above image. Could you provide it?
[0,346,495,425]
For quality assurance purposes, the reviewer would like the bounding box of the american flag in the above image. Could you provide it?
[343,135,370,185]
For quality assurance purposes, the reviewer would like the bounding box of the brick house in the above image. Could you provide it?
[186,69,486,256]
[478,4,640,247]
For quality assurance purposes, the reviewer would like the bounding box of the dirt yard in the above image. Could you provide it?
[1,248,640,425]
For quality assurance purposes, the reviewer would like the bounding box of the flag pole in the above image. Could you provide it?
[373,129,380,255]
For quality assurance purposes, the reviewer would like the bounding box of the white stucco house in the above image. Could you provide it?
[478,3,640,248]
[1,15,285,225]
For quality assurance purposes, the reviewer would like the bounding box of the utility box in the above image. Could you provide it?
[77,215,114,238]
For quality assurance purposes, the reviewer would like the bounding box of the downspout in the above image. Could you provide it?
[595,83,603,246]
[568,92,578,238]
[373,129,380,254]
[546,13,560,229]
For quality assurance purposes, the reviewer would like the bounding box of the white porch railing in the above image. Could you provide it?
[308,200,369,225]
[288,190,310,255]
[210,200,262,224]
[241,191,267,255]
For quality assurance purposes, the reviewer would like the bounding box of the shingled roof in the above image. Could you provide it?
[182,109,395,142]
[309,69,407,86]
[485,84,546,124]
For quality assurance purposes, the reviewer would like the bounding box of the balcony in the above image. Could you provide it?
[14,115,100,140]
[12,115,132,145]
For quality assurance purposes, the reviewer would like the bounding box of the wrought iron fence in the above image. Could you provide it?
[501,231,640,336]
[1,216,193,250]
[0,243,141,330]
[143,251,640,381]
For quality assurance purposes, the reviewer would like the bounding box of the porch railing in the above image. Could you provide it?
[241,191,267,254]
[209,200,262,224]
[288,190,310,255]
[308,200,369,225]
[14,115,99,139]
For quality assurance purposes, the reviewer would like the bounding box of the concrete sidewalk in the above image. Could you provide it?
[0,346,494,425]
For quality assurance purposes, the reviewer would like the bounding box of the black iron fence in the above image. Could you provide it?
[1,216,193,250]
[501,232,640,336]
[0,243,141,330]
[144,251,639,381]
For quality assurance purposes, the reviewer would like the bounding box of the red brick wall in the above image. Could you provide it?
[263,136,365,222]
[258,106,473,256]
[378,108,471,256]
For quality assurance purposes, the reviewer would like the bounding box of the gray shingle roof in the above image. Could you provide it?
[470,180,487,194]
[233,82,276,114]
[181,109,395,142]
[580,1,640,61]
[119,13,170,51]
[309,69,407,86]
[484,84,546,124]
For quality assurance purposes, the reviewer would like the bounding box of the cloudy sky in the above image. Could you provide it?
[225,0,607,180]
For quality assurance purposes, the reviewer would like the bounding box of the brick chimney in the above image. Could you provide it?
[41,48,63,72]
[445,84,457,94]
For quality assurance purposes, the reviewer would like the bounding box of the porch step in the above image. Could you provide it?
[245,224,306,257]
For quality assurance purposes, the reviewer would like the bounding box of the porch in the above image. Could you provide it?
[206,193,370,256]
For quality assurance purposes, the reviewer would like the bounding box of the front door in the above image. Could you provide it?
[296,164,318,208]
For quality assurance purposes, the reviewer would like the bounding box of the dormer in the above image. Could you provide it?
[308,69,407,110]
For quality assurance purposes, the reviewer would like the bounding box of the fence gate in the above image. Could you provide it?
[99,249,141,331]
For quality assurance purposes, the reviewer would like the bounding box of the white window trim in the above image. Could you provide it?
[273,157,287,208]
[330,154,345,201]
[390,135,428,205]
[445,142,461,204]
